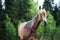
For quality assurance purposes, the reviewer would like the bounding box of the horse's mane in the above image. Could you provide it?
[30,11,41,30]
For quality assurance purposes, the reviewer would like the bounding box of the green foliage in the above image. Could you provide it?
[18,19,26,26]
[0,0,2,11]
[4,14,17,40]
[5,0,19,27]
[47,11,56,31]
[0,0,2,24]
[0,0,6,40]
[54,25,60,40]
[57,9,60,25]
[43,0,53,11]
[18,0,37,20]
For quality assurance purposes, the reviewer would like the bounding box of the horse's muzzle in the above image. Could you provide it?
[44,20,47,26]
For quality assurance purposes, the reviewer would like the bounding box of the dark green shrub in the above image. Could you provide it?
[4,14,17,40]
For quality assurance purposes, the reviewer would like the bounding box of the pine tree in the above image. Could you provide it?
[43,0,54,11]
[5,0,19,27]
[18,0,37,21]
[0,0,6,40]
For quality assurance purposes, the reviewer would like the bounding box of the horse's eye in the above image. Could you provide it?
[43,13,45,16]
[40,13,42,16]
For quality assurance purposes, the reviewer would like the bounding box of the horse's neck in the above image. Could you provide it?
[29,16,37,29]
[31,14,41,31]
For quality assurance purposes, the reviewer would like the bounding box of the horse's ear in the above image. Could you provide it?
[39,6,41,10]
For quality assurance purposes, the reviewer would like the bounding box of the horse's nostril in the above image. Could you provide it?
[44,21,47,26]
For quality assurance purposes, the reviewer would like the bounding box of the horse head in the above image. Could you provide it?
[39,7,47,25]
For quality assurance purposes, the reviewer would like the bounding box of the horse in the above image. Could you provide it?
[18,7,47,40]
